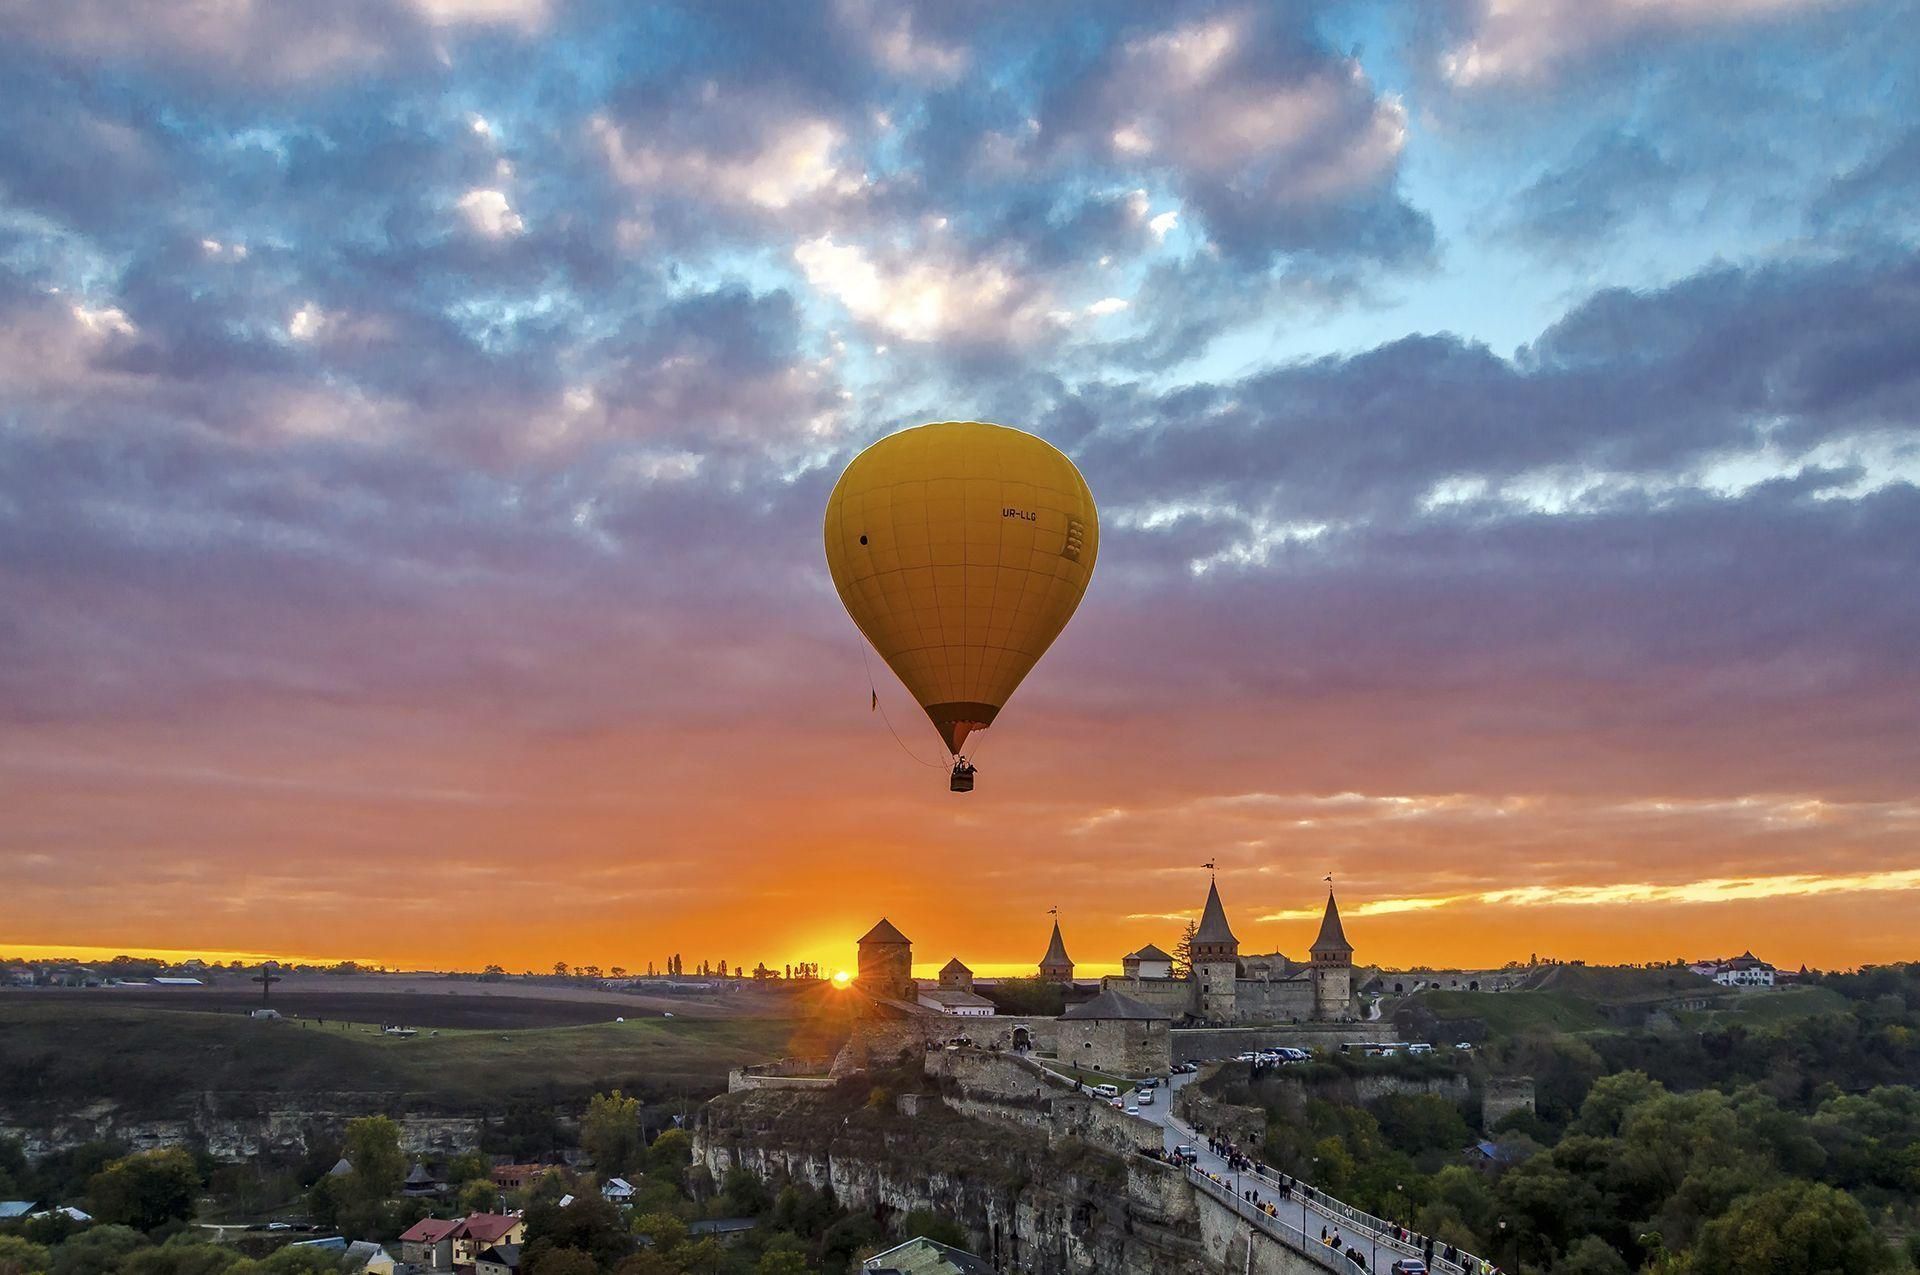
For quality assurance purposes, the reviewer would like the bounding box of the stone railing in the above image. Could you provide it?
[1168,1104,1484,1275]
[1188,1164,1365,1274]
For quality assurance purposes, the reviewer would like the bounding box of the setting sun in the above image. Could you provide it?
[831,969,851,988]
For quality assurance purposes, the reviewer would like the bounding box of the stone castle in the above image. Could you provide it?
[856,876,1357,1027]
[1102,878,1356,1024]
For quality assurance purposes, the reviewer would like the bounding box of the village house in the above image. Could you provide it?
[450,1214,525,1268]
[398,1217,459,1271]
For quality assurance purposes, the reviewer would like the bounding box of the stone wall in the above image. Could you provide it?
[1233,978,1320,1024]
[1482,1076,1536,1129]
[926,1048,1163,1158]
[1171,1025,1392,1063]
[832,1017,1060,1076]
[1055,1016,1171,1076]
[1192,1172,1352,1274]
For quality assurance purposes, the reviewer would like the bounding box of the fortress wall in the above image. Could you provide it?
[1233,978,1319,1022]
[1171,1025,1392,1063]
[1100,976,1194,1016]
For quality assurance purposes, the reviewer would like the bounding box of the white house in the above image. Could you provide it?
[1692,952,1776,987]
[1121,944,1175,980]
[601,1177,636,1204]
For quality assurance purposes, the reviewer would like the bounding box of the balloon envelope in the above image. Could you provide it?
[824,421,1100,754]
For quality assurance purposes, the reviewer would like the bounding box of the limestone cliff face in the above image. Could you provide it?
[0,1095,481,1161]
[696,1086,1206,1275]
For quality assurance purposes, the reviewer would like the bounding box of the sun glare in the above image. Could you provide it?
[831,969,852,987]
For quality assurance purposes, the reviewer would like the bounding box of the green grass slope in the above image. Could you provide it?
[0,1003,804,1116]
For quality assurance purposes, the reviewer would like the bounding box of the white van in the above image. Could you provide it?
[1092,1083,1121,1100]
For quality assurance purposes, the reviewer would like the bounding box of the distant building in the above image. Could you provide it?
[1038,920,1074,983]
[600,1177,635,1205]
[863,1236,996,1274]
[450,1215,525,1268]
[1120,944,1173,979]
[0,1202,38,1220]
[916,986,995,1017]
[475,1243,522,1275]
[151,976,204,986]
[1102,880,1358,1024]
[937,958,974,991]
[398,1217,458,1270]
[1690,951,1777,987]
[489,1163,545,1191]
[857,919,915,1000]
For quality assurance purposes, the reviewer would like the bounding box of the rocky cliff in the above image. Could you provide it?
[696,1078,1207,1275]
[0,1093,482,1161]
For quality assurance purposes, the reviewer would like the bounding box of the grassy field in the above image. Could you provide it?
[0,1001,815,1116]
[1668,984,1849,1027]
[1412,990,1612,1036]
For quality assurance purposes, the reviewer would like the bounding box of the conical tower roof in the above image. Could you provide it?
[940,957,971,975]
[859,918,911,946]
[1194,880,1238,946]
[1310,890,1352,955]
[1041,920,1072,967]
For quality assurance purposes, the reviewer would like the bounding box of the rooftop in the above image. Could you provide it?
[1060,988,1171,1021]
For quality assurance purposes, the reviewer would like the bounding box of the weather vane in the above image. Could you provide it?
[1202,859,1217,880]
[1048,905,1058,918]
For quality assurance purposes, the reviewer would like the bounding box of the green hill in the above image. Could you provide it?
[0,1002,805,1118]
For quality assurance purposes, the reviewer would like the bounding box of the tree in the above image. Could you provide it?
[0,1235,51,1275]
[1170,921,1198,979]
[1552,1236,1630,1275]
[88,1150,201,1232]
[646,1130,692,1182]
[631,1213,687,1253]
[341,1116,406,1205]
[903,1209,968,1248]
[456,1178,497,1214]
[47,1225,147,1275]
[613,1256,678,1275]
[1690,1181,1888,1275]
[525,1189,630,1269]
[124,1239,245,1275]
[583,1091,642,1174]
[754,1251,810,1275]
[528,1251,597,1275]
[553,962,569,977]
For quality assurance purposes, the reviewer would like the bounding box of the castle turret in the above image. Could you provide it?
[1039,920,1075,983]
[1193,880,1239,1021]
[938,957,974,991]
[856,918,913,1000]
[1309,889,1354,1019]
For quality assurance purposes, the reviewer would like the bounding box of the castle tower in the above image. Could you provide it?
[856,918,913,1000]
[1309,889,1354,1020]
[1039,920,1075,983]
[1192,879,1240,1021]
[938,957,974,991]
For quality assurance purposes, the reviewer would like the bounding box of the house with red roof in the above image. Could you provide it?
[451,1214,526,1269]
[398,1217,459,1271]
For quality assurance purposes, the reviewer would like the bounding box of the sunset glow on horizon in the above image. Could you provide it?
[1,1,1915,978]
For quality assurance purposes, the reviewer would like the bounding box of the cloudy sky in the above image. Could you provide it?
[2,0,1916,977]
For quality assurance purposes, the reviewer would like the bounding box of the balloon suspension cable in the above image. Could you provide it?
[855,638,947,770]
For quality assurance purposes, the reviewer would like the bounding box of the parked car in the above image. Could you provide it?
[1092,1083,1121,1100]
[1390,1260,1428,1274]
[1125,1105,1139,1115]
[1138,1089,1156,1105]
[1408,1042,1434,1054]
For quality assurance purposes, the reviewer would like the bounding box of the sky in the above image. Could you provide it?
[2,0,1917,979]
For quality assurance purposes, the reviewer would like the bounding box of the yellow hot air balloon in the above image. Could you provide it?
[824,421,1099,791]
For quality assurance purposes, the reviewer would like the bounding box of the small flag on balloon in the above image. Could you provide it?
[871,689,878,712]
